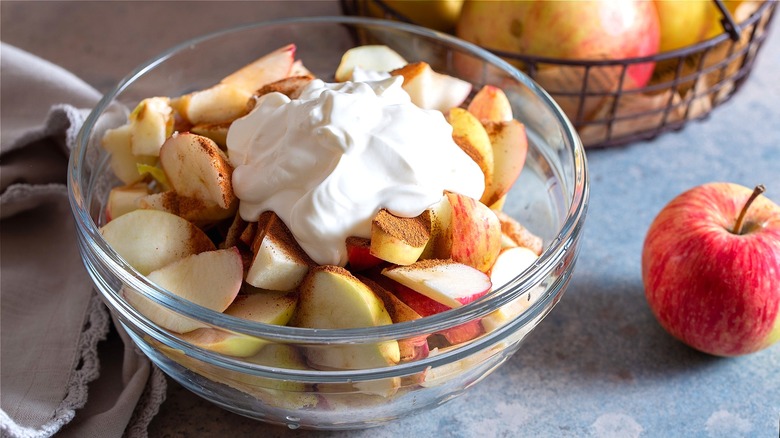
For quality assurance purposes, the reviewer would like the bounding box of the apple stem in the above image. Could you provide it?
[733,184,766,235]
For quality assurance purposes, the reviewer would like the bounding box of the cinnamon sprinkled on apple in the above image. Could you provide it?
[373,209,431,247]
[733,184,766,235]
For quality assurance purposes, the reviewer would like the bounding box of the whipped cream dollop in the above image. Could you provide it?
[226,76,484,266]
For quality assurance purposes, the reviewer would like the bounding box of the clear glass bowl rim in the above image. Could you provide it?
[67,16,588,347]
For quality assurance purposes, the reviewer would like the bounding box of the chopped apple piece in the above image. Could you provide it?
[382,259,491,309]
[252,75,315,100]
[390,62,472,112]
[346,236,383,271]
[124,247,243,333]
[179,290,298,357]
[467,85,513,122]
[159,132,236,209]
[481,120,528,207]
[495,210,543,256]
[190,121,230,149]
[390,281,483,346]
[293,265,400,370]
[137,191,237,225]
[99,209,215,275]
[106,183,148,221]
[220,44,296,93]
[101,125,156,185]
[427,192,502,273]
[359,275,430,362]
[489,246,539,291]
[289,59,312,77]
[334,45,407,82]
[128,97,174,157]
[447,108,494,201]
[369,209,431,266]
[246,211,314,291]
[171,83,252,125]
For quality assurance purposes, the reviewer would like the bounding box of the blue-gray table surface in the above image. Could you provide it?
[3,2,778,437]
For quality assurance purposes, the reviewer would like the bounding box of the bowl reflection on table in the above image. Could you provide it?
[67,17,588,430]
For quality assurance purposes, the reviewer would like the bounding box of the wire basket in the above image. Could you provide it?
[341,0,777,148]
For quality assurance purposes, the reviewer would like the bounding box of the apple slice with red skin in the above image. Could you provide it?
[179,290,298,357]
[427,192,502,273]
[100,209,215,276]
[123,247,243,333]
[481,119,529,208]
[390,62,472,113]
[346,236,384,271]
[369,209,431,266]
[482,246,540,333]
[643,183,780,356]
[246,211,314,291]
[390,281,484,346]
[467,85,513,122]
[382,259,492,309]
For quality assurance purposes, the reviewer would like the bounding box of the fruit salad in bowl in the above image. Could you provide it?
[68,17,587,429]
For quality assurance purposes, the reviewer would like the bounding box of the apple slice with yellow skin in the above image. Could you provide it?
[137,191,237,225]
[159,132,236,210]
[369,209,431,266]
[293,265,400,370]
[179,290,298,357]
[358,275,430,362]
[382,259,491,309]
[428,192,502,273]
[390,62,472,112]
[334,45,407,82]
[100,209,215,275]
[467,85,513,122]
[495,210,543,256]
[220,44,296,93]
[101,125,157,185]
[123,247,243,333]
[106,183,148,222]
[246,211,314,291]
[447,108,494,202]
[171,83,252,126]
[128,97,174,157]
[481,119,529,207]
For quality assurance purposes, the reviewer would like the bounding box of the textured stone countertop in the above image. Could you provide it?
[3,1,779,437]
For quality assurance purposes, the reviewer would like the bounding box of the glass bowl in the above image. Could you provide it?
[68,16,588,430]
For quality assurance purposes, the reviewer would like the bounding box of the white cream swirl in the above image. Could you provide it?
[227,76,484,266]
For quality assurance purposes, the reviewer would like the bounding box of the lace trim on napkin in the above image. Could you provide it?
[0,294,110,438]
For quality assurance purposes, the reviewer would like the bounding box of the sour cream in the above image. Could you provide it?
[227,76,484,266]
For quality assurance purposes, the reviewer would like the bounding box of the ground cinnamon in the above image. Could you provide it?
[373,209,431,247]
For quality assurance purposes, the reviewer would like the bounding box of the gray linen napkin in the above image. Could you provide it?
[0,43,166,438]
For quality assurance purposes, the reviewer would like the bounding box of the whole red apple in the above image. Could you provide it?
[456,0,661,88]
[642,183,780,356]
